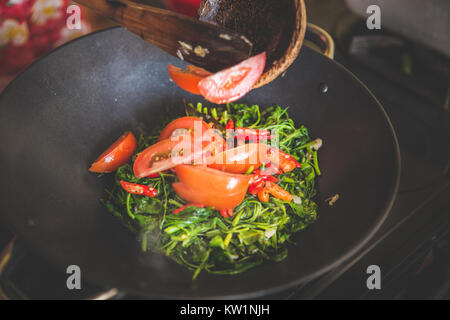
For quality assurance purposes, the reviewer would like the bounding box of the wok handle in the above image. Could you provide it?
[305,23,335,60]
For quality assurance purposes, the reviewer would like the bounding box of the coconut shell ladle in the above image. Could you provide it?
[198,0,307,87]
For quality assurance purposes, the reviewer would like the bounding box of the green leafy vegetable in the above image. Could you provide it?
[102,102,320,279]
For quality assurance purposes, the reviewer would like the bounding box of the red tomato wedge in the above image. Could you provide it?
[176,165,250,194]
[173,183,247,211]
[133,138,203,178]
[158,116,225,159]
[206,143,268,174]
[168,64,212,95]
[173,165,250,210]
[89,131,137,173]
[186,65,212,77]
[158,116,211,141]
[198,52,266,104]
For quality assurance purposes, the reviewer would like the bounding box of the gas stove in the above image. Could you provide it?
[0,0,449,300]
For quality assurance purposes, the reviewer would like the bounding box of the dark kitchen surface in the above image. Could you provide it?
[0,0,449,299]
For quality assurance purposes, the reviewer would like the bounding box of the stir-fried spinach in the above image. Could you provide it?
[102,102,321,279]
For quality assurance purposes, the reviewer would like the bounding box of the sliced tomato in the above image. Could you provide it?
[89,131,137,173]
[198,52,266,104]
[158,116,211,141]
[186,65,212,77]
[158,116,225,161]
[173,182,247,211]
[176,165,249,194]
[173,165,250,210]
[206,143,268,174]
[168,64,211,95]
[133,138,202,178]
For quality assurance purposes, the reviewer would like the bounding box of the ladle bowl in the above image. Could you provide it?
[198,0,307,87]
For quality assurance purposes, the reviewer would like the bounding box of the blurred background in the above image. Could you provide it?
[2,0,449,96]
[2,0,450,95]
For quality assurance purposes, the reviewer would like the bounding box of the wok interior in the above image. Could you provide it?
[0,28,399,298]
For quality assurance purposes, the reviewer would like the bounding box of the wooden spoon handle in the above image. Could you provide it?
[75,0,253,71]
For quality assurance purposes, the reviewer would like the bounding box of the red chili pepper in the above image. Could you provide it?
[257,181,293,203]
[269,148,300,164]
[173,203,205,215]
[248,172,279,194]
[249,171,279,184]
[276,149,302,168]
[219,208,234,218]
[253,169,279,180]
[257,188,270,202]
[249,180,265,195]
[225,118,234,130]
[248,172,262,185]
[265,181,293,202]
[120,181,158,198]
[267,148,301,173]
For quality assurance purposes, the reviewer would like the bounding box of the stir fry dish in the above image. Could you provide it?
[89,102,322,279]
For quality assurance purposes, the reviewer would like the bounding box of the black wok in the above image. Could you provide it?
[0,27,400,299]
